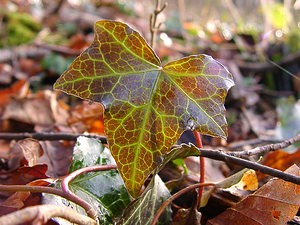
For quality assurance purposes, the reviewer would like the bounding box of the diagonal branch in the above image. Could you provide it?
[0,132,107,144]
[227,133,300,157]
[199,149,300,185]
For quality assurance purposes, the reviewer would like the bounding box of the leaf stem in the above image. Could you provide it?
[61,164,117,220]
[193,130,204,209]
[0,184,98,221]
[150,182,215,225]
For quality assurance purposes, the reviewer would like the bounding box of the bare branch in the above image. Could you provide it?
[228,133,300,157]
[199,149,300,185]
[0,204,97,225]
[0,132,107,144]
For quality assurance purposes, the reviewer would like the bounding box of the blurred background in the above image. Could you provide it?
[0,1,300,223]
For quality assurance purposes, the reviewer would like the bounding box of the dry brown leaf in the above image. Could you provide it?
[2,90,69,126]
[257,148,300,181]
[232,169,258,191]
[0,140,48,187]
[0,141,24,173]
[14,139,43,167]
[171,207,201,225]
[0,179,55,216]
[0,191,31,210]
[19,58,43,77]
[38,140,73,177]
[208,164,300,225]
[68,101,105,134]
[0,80,29,109]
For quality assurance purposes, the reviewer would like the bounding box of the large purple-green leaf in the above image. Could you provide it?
[54,20,234,197]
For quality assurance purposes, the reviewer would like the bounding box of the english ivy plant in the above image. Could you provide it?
[54,20,234,198]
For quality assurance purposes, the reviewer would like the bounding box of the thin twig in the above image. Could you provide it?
[33,42,81,56]
[199,149,300,185]
[193,130,204,209]
[0,184,96,219]
[227,137,279,150]
[149,0,167,48]
[61,164,117,220]
[236,51,300,72]
[150,182,216,225]
[0,132,107,144]
[227,133,300,157]
[0,204,97,225]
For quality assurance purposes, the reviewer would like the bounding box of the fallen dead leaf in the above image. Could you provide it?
[231,169,258,192]
[0,179,55,216]
[2,90,69,126]
[68,101,105,134]
[0,80,29,111]
[38,140,72,177]
[14,139,44,167]
[171,207,202,225]
[208,164,300,225]
[257,148,300,181]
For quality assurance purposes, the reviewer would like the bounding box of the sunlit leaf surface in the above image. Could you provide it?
[54,20,234,197]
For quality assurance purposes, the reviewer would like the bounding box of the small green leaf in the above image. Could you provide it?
[54,20,234,197]
[117,175,172,225]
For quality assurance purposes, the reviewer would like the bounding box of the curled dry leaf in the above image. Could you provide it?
[225,169,258,194]
[171,207,201,225]
[15,139,44,167]
[38,140,73,177]
[0,80,29,117]
[257,148,300,181]
[208,164,300,225]
[2,90,69,126]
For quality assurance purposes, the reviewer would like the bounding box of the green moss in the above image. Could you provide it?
[0,12,41,47]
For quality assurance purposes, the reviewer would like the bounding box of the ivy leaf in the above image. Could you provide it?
[117,175,172,225]
[54,20,234,197]
[43,137,131,224]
